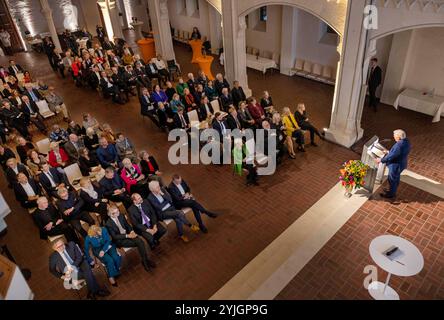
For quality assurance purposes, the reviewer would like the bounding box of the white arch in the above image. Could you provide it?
[236,0,347,36]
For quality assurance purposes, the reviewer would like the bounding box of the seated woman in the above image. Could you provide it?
[151,84,169,107]
[48,142,70,168]
[78,148,102,177]
[120,158,148,198]
[294,103,324,147]
[175,77,189,97]
[79,178,108,223]
[170,93,185,113]
[139,150,163,185]
[282,107,306,153]
[183,88,197,112]
[271,112,294,159]
[26,149,46,177]
[84,225,121,287]
[84,127,100,152]
[260,91,275,116]
[190,27,201,40]
[23,71,33,84]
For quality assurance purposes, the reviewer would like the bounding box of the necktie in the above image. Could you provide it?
[114,218,126,235]
[138,205,151,228]
[180,115,186,128]
[26,103,35,114]
[221,121,226,135]
[150,64,155,73]
[63,250,74,265]
[47,171,56,187]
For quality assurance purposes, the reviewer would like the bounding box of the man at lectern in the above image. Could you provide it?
[376,129,411,199]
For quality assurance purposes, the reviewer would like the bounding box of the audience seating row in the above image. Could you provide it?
[291,59,336,86]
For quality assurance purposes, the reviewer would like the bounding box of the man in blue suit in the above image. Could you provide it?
[377,129,411,199]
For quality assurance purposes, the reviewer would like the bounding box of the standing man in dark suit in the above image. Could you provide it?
[231,81,246,109]
[377,129,411,199]
[57,187,95,238]
[105,205,157,272]
[128,193,166,249]
[49,239,109,300]
[34,197,79,243]
[368,57,382,112]
[168,174,218,233]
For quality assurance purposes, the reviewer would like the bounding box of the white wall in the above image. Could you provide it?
[403,27,444,96]
[293,9,339,68]
[245,5,282,57]
[122,0,151,31]
[374,34,393,97]
[79,0,101,33]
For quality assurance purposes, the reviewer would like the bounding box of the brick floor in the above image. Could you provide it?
[276,182,444,300]
[1,30,443,300]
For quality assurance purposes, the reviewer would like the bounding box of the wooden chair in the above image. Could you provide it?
[36,138,51,155]
[187,110,200,127]
[36,100,56,119]
[210,99,221,113]
[64,163,83,190]
[307,63,323,80]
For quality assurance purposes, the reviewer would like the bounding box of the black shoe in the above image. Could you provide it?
[96,289,110,297]
[87,292,97,300]
[380,193,394,199]
[200,226,208,233]
[206,212,218,218]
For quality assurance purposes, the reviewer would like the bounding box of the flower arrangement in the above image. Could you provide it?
[339,160,369,194]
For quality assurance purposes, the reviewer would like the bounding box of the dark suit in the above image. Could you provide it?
[381,138,411,197]
[8,64,24,76]
[128,200,166,248]
[227,114,242,131]
[24,88,43,102]
[145,63,161,82]
[20,100,46,133]
[231,86,246,108]
[168,180,213,229]
[49,241,101,294]
[57,191,95,237]
[39,168,71,196]
[105,214,154,268]
[147,189,191,237]
[220,94,234,112]
[79,183,108,221]
[13,178,42,208]
[368,65,382,111]
[199,103,214,121]
[212,119,229,141]
[64,139,85,162]
[99,174,132,208]
[173,112,190,130]
[34,203,78,243]
[140,94,159,127]
[6,163,29,185]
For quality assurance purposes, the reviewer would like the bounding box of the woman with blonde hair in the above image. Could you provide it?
[294,103,324,146]
[282,107,306,153]
[84,225,121,287]
[271,112,292,159]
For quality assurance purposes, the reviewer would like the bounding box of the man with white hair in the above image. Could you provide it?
[377,129,411,199]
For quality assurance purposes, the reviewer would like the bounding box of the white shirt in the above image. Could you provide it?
[12,166,18,174]
[154,194,171,211]
[176,183,185,195]
[153,59,166,70]
[59,250,74,269]
[44,171,56,187]
[112,217,126,235]
[21,182,36,197]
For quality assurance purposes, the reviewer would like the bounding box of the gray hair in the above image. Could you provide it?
[148,180,160,192]
[393,129,406,139]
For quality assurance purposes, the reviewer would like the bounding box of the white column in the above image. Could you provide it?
[39,0,62,51]
[280,7,298,76]
[117,0,129,29]
[208,5,223,55]
[148,0,176,61]
[221,0,250,95]
[326,0,368,148]
[97,0,124,41]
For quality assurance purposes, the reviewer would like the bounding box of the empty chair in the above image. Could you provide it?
[303,61,313,75]
[211,99,221,113]
[272,52,280,66]
[36,100,56,118]
[322,66,333,80]
[308,63,323,80]
[261,50,273,59]
[246,46,253,54]
[36,138,51,155]
[184,31,190,41]
[251,48,259,56]
[293,58,304,71]
[64,163,83,188]
[187,110,200,127]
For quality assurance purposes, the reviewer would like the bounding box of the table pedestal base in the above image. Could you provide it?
[368,281,399,300]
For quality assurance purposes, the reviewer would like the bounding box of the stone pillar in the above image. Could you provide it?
[208,5,222,55]
[221,0,251,95]
[326,0,368,148]
[39,0,62,51]
[147,0,176,61]
[280,7,298,76]
[97,0,124,41]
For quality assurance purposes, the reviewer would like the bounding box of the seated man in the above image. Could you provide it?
[13,172,42,209]
[64,134,85,163]
[99,166,132,209]
[145,60,161,84]
[79,178,108,222]
[49,124,69,144]
[96,137,119,169]
[39,162,72,197]
[168,174,218,234]
[140,87,160,128]
[156,102,175,132]
[57,187,95,238]
[261,119,284,165]
[34,196,79,243]
[220,88,233,112]
[20,95,47,134]
[128,193,166,249]
[49,239,109,300]
[115,133,137,162]
[44,86,69,120]
[99,71,123,104]
[173,107,191,130]
[151,54,170,83]
[147,180,199,243]
[105,205,156,272]
[5,157,29,186]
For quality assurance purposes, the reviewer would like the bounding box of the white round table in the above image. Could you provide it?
[131,22,144,41]
[368,235,424,300]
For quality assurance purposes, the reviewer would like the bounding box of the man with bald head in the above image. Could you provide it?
[34,197,79,243]
[64,133,85,162]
